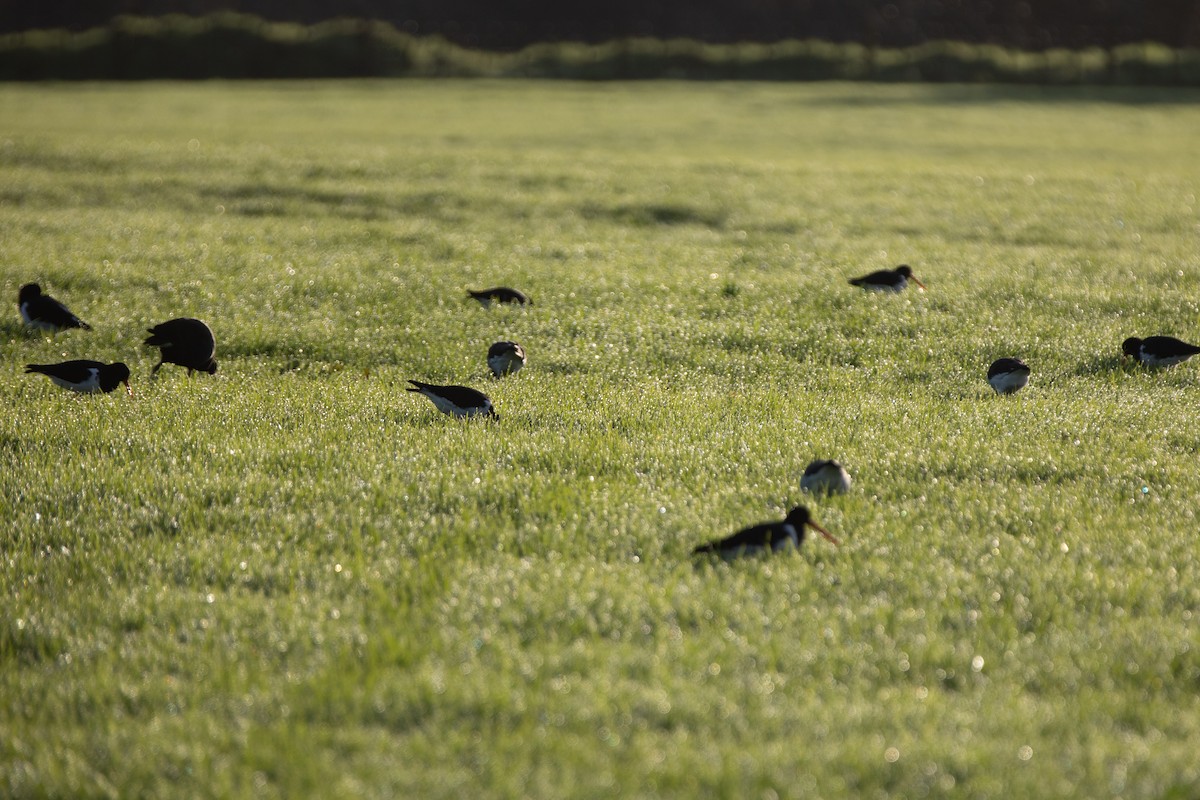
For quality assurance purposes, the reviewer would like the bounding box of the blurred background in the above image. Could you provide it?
[4,1,1199,50]
[2,1,1199,82]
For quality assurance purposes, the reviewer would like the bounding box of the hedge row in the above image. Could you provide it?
[2,12,1199,84]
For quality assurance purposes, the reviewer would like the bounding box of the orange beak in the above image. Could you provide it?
[912,276,927,290]
[124,380,133,396]
[807,520,840,546]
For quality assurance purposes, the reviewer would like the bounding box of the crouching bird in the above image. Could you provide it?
[848,265,925,293]
[19,283,92,332]
[487,341,526,377]
[144,318,217,376]
[467,287,531,308]
[692,505,839,561]
[987,357,1031,395]
[26,360,131,395]
[407,380,497,419]
[800,460,852,495]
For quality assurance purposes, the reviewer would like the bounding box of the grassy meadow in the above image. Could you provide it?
[3,80,1200,798]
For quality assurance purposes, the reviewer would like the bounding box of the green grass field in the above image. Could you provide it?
[3,81,1200,799]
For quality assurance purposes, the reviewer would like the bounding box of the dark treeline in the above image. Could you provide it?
[3,0,1200,50]
[4,14,1197,85]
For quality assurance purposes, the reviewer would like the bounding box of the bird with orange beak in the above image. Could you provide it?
[692,505,839,560]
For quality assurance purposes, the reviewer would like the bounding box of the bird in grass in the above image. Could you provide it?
[848,264,926,293]
[800,460,852,495]
[144,318,218,376]
[25,360,131,395]
[467,287,531,308]
[407,380,498,419]
[987,357,1031,395]
[487,341,526,377]
[18,283,92,332]
[692,505,839,560]
[1121,336,1200,368]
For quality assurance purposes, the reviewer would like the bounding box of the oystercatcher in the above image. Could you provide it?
[487,341,526,377]
[25,360,131,395]
[848,265,925,292]
[692,505,839,560]
[144,318,218,376]
[467,287,531,308]
[18,283,92,332]
[987,357,1031,395]
[407,380,498,419]
[1121,336,1200,368]
[800,460,852,495]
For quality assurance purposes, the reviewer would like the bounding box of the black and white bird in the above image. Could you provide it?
[467,287,531,308]
[407,380,498,419]
[487,341,526,377]
[18,283,92,332]
[144,318,218,376]
[1121,336,1200,368]
[25,360,131,395]
[987,357,1031,395]
[848,264,926,293]
[800,460,852,495]
[692,505,839,560]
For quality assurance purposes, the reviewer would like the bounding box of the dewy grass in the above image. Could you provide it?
[2,81,1200,799]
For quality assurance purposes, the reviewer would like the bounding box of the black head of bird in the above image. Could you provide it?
[894,265,926,289]
[785,505,840,545]
[18,283,42,304]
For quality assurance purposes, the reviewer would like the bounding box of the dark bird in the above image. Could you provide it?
[487,341,526,377]
[468,287,531,308]
[144,318,218,376]
[18,283,92,332]
[1122,336,1200,368]
[407,380,497,419]
[849,265,925,293]
[25,360,131,395]
[692,505,839,560]
[987,357,1031,395]
[800,460,852,495]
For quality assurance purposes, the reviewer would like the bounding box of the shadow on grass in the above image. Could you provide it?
[1070,353,1130,378]
[196,184,471,222]
[218,338,317,361]
[0,321,97,345]
[578,201,727,229]
[806,85,1200,107]
[0,320,39,340]
[533,361,587,376]
[0,617,66,666]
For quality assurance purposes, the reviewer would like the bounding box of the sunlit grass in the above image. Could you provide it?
[2,81,1200,799]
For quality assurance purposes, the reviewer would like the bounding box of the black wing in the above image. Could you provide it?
[849,269,899,287]
[1143,336,1200,357]
[693,521,782,555]
[488,341,521,358]
[988,358,1029,379]
[31,295,91,330]
[26,360,104,383]
[406,381,490,406]
[145,321,181,347]
[802,460,836,477]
